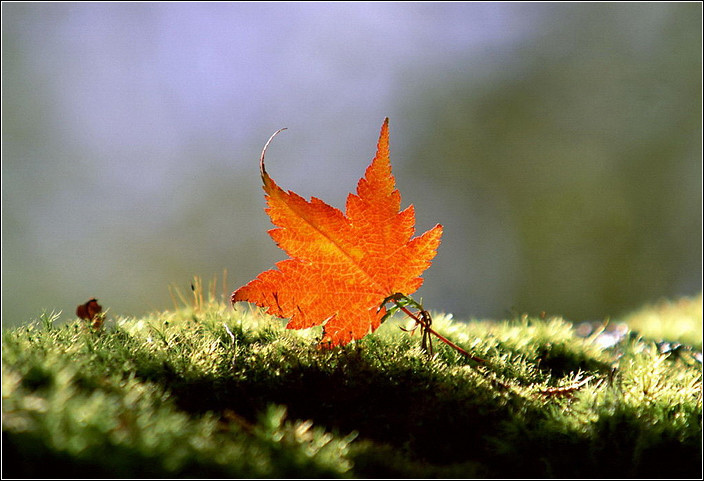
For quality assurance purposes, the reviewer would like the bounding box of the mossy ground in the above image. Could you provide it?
[2,281,702,478]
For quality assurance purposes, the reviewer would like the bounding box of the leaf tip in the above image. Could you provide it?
[373,118,390,165]
[259,127,288,182]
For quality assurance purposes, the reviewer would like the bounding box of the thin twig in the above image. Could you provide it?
[224,322,237,369]
[538,375,594,398]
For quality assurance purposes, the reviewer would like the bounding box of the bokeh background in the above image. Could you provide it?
[2,3,701,328]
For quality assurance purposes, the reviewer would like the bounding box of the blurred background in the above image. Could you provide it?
[2,3,701,328]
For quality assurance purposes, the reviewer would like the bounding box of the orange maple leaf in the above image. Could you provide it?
[232,118,443,347]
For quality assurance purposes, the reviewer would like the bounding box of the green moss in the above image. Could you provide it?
[620,293,702,350]
[2,287,701,478]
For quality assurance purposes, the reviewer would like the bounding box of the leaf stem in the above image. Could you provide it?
[382,294,597,398]
[385,293,485,364]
